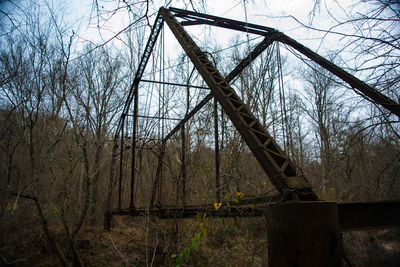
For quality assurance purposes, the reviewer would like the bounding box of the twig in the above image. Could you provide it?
[108,233,131,266]
[150,232,159,267]
[1,256,26,265]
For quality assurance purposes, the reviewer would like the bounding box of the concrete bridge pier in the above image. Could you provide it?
[266,201,342,267]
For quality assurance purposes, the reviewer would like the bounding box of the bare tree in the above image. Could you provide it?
[0,20,71,267]
[299,64,354,197]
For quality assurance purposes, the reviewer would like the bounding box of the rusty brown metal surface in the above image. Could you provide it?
[108,7,400,219]
[108,201,400,232]
[338,201,400,231]
[171,7,400,117]
[160,7,317,200]
[162,35,275,143]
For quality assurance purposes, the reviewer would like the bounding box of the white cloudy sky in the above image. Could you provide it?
[60,0,353,55]
[1,0,392,104]
[1,0,396,138]
[0,0,388,74]
[59,0,376,103]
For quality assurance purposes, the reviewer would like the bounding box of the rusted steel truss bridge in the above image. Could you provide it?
[105,7,400,266]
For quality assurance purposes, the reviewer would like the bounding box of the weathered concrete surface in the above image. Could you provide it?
[266,201,342,267]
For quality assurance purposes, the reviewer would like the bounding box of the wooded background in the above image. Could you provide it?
[1,0,399,266]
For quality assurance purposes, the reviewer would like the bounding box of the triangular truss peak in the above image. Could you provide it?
[160,8,316,200]
[109,7,400,213]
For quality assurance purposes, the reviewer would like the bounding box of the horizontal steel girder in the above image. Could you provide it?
[109,201,400,231]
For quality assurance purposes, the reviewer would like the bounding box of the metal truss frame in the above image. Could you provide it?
[109,6,400,212]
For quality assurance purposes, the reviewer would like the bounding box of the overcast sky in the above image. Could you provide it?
[57,0,352,55]
[0,0,388,72]
[0,0,396,136]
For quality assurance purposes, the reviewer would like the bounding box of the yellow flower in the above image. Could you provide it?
[214,202,222,211]
[236,192,245,198]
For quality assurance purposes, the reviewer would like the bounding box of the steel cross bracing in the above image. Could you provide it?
[109,12,164,210]
[110,7,400,210]
[160,8,317,200]
[114,12,164,138]
[168,7,400,117]
[163,35,275,142]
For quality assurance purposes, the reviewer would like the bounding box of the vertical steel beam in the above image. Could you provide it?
[106,141,118,211]
[214,99,221,202]
[181,124,186,206]
[149,142,166,208]
[118,115,125,210]
[129,85,139,209]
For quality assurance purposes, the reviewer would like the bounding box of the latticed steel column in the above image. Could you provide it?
[160,8,317,200]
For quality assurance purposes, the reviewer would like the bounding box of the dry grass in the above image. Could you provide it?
[2,214,399,266]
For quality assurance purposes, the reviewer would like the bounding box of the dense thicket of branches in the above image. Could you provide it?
[0,0,399,266]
